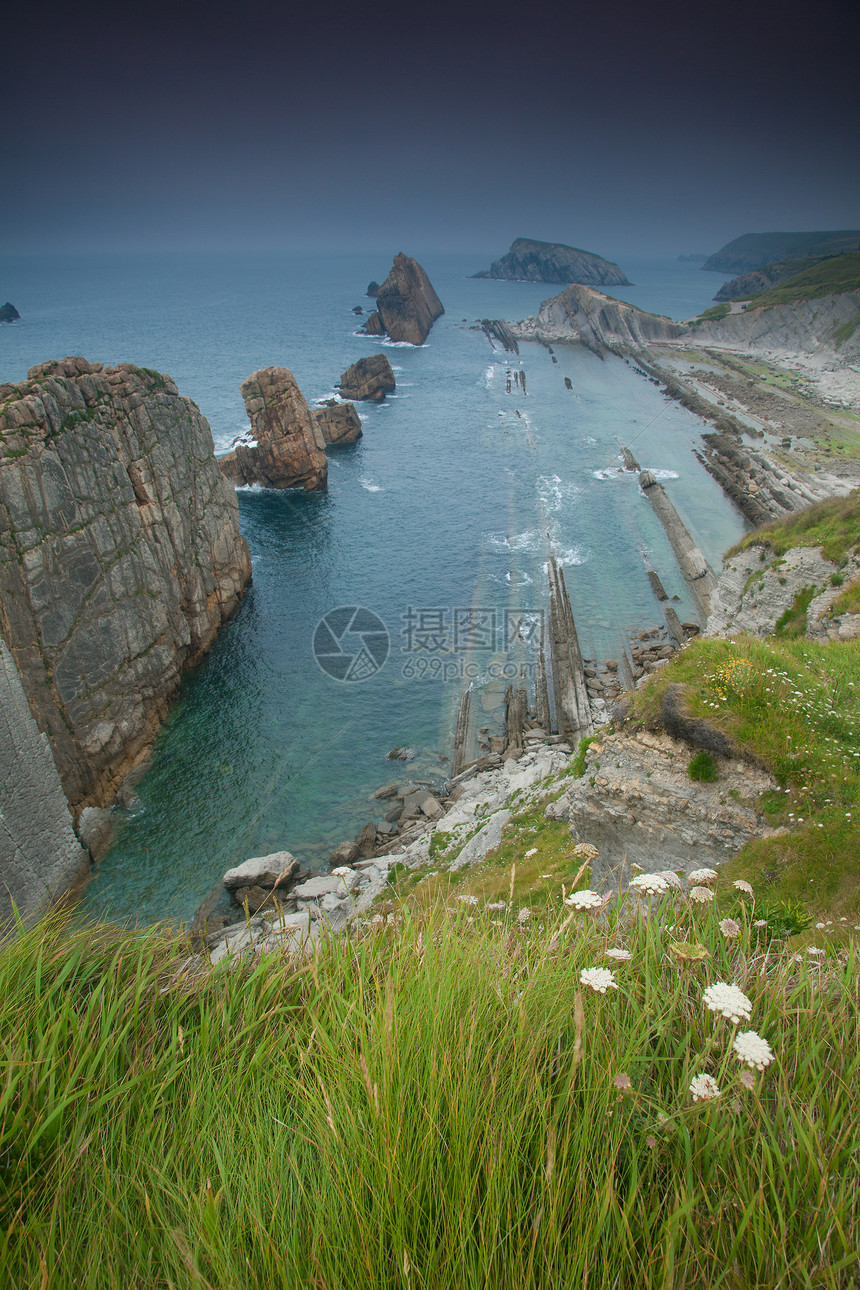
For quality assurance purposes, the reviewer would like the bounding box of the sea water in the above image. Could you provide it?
[0,251,743,922]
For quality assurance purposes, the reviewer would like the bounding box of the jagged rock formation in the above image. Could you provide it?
[362,253,444,345]
[707,542,860,642]
[546,727,776,881]
[0,357,251,813]
[0,303,20,323]
[703,231,860,275]
[219,367,328,490]
[513,284,685,352]
[366,281,380,297]
[638,471,717,625]
[0,638,89,924]
[312,402,362,446]
[338,353,396,402]
[474,238,630,287]
[512,282,860,364]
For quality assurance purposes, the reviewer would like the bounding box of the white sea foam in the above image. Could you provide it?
[383,338,429,348]
[537,474,583,511]
[593,467,628,481]
[359,476,383,492]
[645,468,680,480]
[314,392,348,406]
[486,529,542,554]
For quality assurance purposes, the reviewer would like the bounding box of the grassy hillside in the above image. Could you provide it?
[725,488,860,563]
[743,251,860,310]
[703,230,860,274]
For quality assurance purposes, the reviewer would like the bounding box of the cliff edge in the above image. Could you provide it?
[0,357,252,814]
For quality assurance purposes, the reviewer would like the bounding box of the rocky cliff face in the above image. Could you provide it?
[0,357,252,812]
[363,254,444,345]
[0,638,89,924]
[474,238,630,287]
[707,542,860,642]
[338,353,396,402]
[311,403,362,446]
[514,284,685,351]
[219,367,328,490]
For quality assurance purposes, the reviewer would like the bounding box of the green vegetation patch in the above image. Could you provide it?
[744,250,860,310]
[631,634,860,919]
[774,585,816,637]
[830,579,860,616]
[1,900,857,1287]
[689,302,731,326]
[726,489,860,564]
[688,750,719,781]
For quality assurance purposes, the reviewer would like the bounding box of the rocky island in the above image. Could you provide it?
[338,353,396,402]
[473,237,630,286]
[219,366,329,490]
[362,253,444,345]
[0,302,20,323]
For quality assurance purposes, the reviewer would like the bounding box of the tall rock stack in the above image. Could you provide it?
[219,367,328,490]
[363,253,444,345]
[0,357,252,824]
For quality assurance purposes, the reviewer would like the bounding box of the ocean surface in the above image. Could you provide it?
[0,251,746,923]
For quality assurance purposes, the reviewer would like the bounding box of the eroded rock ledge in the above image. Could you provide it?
[0,356,252,813]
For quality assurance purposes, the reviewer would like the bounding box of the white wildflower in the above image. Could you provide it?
[732,1030,774,1071]
[564,889,602,910]
[658,870,683,889]
[689,886,714,904]
[807,946,825,956]
[732,880,754,896]
[630,863,644,873]
[485,900,507,911]
[517,907,531,924]
[702,982,752,1024]
[630,873,669,897]
[688,867,718,884]
[719,918,741,940]
[331,866,354,877]
[689,1073,720,1102]
[525,848,538,858]
[580,966,617,994]
[605,948,632,961]
[815,922,826,930]
[456,894,479,905]
[613,1072,632,1091]
[753,919,767,928]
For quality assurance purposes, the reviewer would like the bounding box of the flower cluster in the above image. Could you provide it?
[580,967,617,994]
[703,982,752,1024]
[732,1031,774,1071]
[564,889,602,910]
[689,1073,720,1102]
[630,873,669,897]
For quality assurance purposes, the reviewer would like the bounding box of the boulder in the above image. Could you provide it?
[0,302,20,323]
[76,806,115,860]
[221,367,328,491]
[311,403,362,446]
[222,850,299,892]
[329,839,360,867]
[355,822,378,858]
[362,253,444,345]
[373,782,399,799]
[339,354,395,402]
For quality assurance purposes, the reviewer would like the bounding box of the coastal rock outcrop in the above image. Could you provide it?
[474,238,630,287]
[0,303,20,323]
[219,367,328,490]
[312,402,362,446]
[338,353,396,402]
[362,253,444,345]
[0,357,252,813]
[513,284,686,353]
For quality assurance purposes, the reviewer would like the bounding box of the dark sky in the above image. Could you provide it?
[4,0,858,258]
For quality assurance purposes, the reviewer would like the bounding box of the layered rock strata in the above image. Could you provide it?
[363,253,444,345]
[219,367,328,490]
[474,238,630,287]
[338,354,396,402]
[0,357,251,812]
[311,403,362,446]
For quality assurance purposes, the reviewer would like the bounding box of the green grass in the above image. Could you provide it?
[1,897,858,1289]
[774,585,817,637]
[630,634,860,919]
[830,579,860,616]
[688,750,719,781]
[726,489,860,564]
[689,302,731,325]
[743,251,860,310]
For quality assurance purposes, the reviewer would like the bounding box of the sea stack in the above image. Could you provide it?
[312,402,363,446]
[338,353,396,402]
[219,367,328,490]
[362,253,444,345]
[0,303,20,323]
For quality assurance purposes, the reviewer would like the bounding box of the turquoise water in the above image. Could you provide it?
[0,252,744,922]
